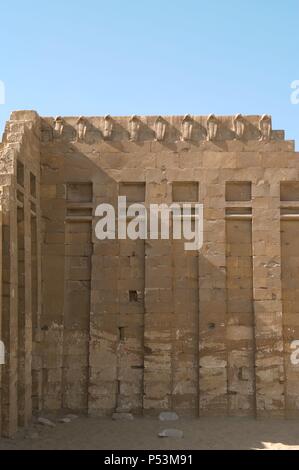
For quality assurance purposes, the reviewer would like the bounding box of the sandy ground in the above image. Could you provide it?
[1,415,299,450]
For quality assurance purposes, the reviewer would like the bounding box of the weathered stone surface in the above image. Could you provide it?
[1,111,299,438]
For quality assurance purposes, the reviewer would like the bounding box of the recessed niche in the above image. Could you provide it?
[280,182,299,201]
[226,182,251,202]
[17,161,24,187]
[172,182,199,202]
[66,208,92,217]
[129,290,138,303]
[119,183,145,203]
[118,327,125,341]
[30,172,37,198]
[67,183,92,202]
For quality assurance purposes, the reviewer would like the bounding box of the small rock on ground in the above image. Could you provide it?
[37,417,56,427]
[59,418,72,424]
[159,412,179,422]
[158,429,184,438]
[65,414,79,420]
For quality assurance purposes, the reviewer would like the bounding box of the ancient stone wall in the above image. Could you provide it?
[1,111,299,436]
[0,111,42,437]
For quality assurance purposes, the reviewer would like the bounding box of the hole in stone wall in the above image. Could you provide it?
[208,323,216,330]
[280,182,299,201]
[67,183,93,202]
[118,327,125,342]
[17,190,24,204]
[129,290,138,302]
[238,367,249,382]
[119,183,146,203]
[30,172,37,198]
[225,182,252,201]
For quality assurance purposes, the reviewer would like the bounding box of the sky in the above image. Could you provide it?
[0,0,298,146]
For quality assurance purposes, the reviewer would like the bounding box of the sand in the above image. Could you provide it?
[1,416,299,450]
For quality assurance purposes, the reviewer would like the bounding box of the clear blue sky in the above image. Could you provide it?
[0,0,298,146]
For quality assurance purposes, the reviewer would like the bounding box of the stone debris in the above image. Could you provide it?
[37,417,56,427]
[65,414,79,421]
[158,429,184,439]
[159,412,179,422]
[59,418,72,424]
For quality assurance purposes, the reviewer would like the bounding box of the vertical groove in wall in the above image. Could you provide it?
[36,181,42,412]
[31,214,39,411]
[63,220,92,411]
[22,169,34,425]
[116,238,145,414]
[17,206,25,426]
[1,218,10,436]
[31,170,42,414]
[281,220,299,417]
[88,234,120,416]
[2,189,18,437]
[172,235,199,416]
[226,219,255,417]
[144,240,173,413]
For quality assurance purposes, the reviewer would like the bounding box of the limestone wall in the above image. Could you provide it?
[1,111,299,436]
[0,111,42,437]
[39,114,296,419]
